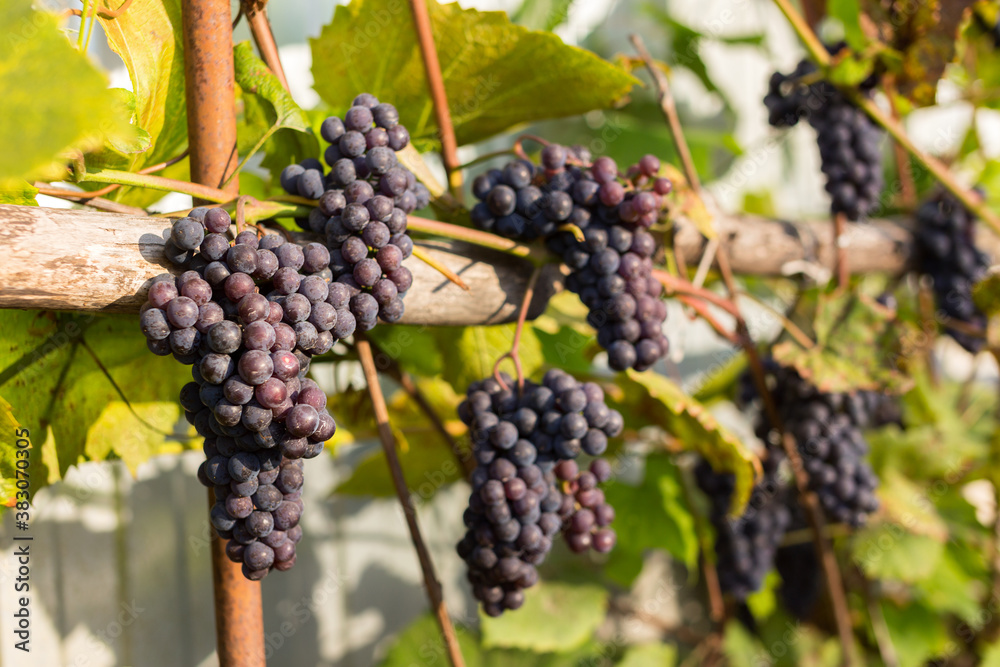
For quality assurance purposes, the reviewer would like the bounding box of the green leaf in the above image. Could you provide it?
[604,454,698,586]
[826,0,866,51]
[620,370,758,513]
[512,0,573,31]
[534,325,594,376]
[480,580,607,652]
[0,0,125,183]
[773,291,909,394]
[96,0,188,206]
[913,545,982,626]
[379,614,484,667]
[880,601,949,667]
[233,41,319,177]
[0,182,38,206]
[438,325,543,393]
[310,0,638,149]
[723,620,766,667]
[851,523,944,583]
[617,643,677,667]
[691,353,747,405]
[367,325,444,378]
[0,312,192,499]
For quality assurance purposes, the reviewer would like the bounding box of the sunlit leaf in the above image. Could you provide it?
[0,0,126,183]
[311,0,638,149]
[480,580,607,652]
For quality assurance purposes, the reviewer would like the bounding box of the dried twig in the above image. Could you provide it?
[356,338,466,667]
[409,0,462,199]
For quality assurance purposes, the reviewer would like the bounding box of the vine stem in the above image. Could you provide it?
[356,338,466,667]
[78,168,230,203]
[493,266,542,393]
[37,147,190,202]
[678,295,740,345]
[733,289,816,350]
[652,269,740,318]
[885,76,918,210]
[245,4,289,92]
[411,246,471,290]
[771,0,1000,234]
[630,34,701,193]
[406,216,543,262]
[367,337,475,479]
[409,0,463,200]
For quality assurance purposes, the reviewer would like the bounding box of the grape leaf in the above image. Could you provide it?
[310,0,638,149]
[437,325,543,394]
[0,312,192,502]
[604,453,698,586]
[85,401,187,474]
[95,0,188,206]
[512,0,573,32]
[480,580,607,652]
[367,324,444,378]
[773,291,910,394]
[851,523,944,582]
[619,370,758,514]
[826,0,866,51]
[0,396,24,507]
[0,182,38,206]
[0,0,126,183]
[617,643,677,667]
[233,41,319,178]
[379,613,607,667]
[880,602,949,667]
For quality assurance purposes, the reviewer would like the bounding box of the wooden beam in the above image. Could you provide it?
[0,205,996,323]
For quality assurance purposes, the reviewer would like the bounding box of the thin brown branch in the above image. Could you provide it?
[653,269,741,318]
[861,572,899,667]
[245,6,290,93]
[409,0,462,200]
[833,211,849,290]
[32,187,146,215]
[884,77,917,211]
[365,338,475,479]
[493,265,542,392]
[356,338,466,667]
[65,0,135,19]
[677,295,740,345]
[412,246,470,290]
[630,34,701,193]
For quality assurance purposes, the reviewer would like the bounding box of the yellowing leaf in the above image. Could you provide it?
[86,401,185,474]
[0,0,124,182]
[622,370,758,513]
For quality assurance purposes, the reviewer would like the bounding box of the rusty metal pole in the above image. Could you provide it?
[181,0,265,665]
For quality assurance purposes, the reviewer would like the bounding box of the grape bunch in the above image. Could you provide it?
[764,48,884,221]
[279,93,426,327]
[470,145,671,371]
[774,512,823,620]
[456,369,622,616]
[551,458,616,554]
[749,362,881,527]
[140,207,344,579]
[695,455,792,599]
[913,191,990,353]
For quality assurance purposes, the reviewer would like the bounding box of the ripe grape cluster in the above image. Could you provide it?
[913,191,990,353]
[471,145,670,371]
[140,207,344,579]
[456,369,622,616]
[764,50,883,221]
[750,363,881,527]
[695,455,792,599]
[551,458,616,554]
[279,93,425,327]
